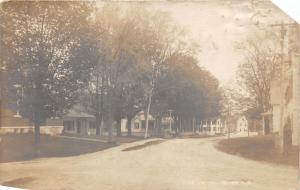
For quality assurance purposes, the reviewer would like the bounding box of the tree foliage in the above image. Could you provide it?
[1,2,222,141]
[0,1,96,148]
[236,31,282,113]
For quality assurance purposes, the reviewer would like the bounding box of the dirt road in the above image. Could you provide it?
[0,137,298,190]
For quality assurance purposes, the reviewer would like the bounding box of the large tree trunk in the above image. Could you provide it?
[248,122,250,137]
[96,114,101,136]
[227,122,230,139]
[127,116,132,137]
[116,115,122,137]
[192,117,195,133]
[95,75,101,136]
[104,93,113,142]
[155,115,162,137]
[100,119,104,136]
[179,117,182,133]
[144,94,152,138]
[34,122,41,156]
[107,116,114,143]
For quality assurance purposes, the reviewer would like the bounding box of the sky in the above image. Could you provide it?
[148,0,293,85]
[97,0,294,85]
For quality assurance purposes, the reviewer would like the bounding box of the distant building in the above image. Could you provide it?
[62,109,96,135]
[236,116,248,132]
[200,118,225,135]
[215,118,225,134]
[0,104,63,135]
[222,115,256,134]
[121,111,155,134]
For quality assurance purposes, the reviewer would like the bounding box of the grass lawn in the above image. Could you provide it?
[215,135,299,167]
[0,133,142,163]
[60,133,144,144]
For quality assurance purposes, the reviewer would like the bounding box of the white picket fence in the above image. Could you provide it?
[0,126,64,136]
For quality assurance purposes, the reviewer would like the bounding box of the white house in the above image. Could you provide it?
[62,109,96,135]
[200,120,209,133]
[236,116,248,132]
[0,105,63,136]
[209,120,216,135]
[215,118,224,134]
[199,118,225,135]
[121,111,155,134]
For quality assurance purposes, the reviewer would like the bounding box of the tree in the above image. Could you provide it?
[86,5,194,139]
[85,4,143,140]
[153,53,221,133]
[121,79,145,136]
[81,4,218,138]
[0,1,95,153]
[124,8,194,138]
[236,31,282,113]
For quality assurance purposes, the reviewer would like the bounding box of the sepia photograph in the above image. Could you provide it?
[0,0,299,189]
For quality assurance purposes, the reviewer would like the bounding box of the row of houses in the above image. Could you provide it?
[0,105,153,136]
[118,113,251,136]
[0,106,64,135]
[1,101,253,137]
[197,115,249,135]
[0,103,96,136]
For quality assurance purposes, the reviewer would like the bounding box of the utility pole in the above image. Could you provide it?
[278,21,286,153]
[270,22,300,184]
[268,21,296,153]
[290,23,300,186]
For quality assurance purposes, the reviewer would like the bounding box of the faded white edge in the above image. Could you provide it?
[271,0,300,23]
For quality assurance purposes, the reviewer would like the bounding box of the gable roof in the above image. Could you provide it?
[64,109,94,118]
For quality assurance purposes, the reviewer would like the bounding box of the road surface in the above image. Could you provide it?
[0,137,298,190]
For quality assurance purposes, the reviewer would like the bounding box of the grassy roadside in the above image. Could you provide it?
[215,135,298,167]
[0,133,142,163]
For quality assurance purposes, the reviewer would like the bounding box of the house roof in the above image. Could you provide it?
[135,111,155,120]
[64,109,94,118]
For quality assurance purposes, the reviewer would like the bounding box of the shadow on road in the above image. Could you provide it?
[122,140,165,151]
